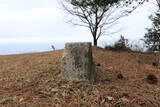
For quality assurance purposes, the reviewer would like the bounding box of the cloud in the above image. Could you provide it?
[0,0,64,36]
[0,6,60,22]
[0,0,57,11]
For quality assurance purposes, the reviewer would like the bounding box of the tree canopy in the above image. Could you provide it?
[143,11,160,51]
[61,0,145,46]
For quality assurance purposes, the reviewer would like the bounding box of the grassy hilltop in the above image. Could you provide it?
[0,47,160,107]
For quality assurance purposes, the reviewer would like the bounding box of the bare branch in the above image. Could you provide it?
[60,0,146,46]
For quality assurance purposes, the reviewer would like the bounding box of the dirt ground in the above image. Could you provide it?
[0,47,160,107]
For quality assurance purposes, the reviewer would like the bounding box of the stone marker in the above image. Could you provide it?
[60,42,96,82]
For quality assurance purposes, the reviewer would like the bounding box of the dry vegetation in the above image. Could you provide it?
[0,47,160,107]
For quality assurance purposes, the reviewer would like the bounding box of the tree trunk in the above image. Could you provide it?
[93,30,98,46]
[93,37,97,46]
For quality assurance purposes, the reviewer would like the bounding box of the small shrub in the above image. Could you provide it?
[105,35,131,52]
[152,60,160,68]
[96,63,101,66]
[117,73,124,80]
[146,74,158,84]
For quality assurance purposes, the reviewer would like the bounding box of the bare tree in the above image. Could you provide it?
[61,0,145,46]
[51,45,55,51]
[155,0,160,8]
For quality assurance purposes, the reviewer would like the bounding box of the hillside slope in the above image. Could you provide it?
[0,47,160,107]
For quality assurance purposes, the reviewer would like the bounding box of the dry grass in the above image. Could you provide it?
[0,47,160,107]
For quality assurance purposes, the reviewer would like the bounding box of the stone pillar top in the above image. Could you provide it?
[65,42,92,48]
[65,42,92,45]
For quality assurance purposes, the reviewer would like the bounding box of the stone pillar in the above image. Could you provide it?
[60,42,96,82]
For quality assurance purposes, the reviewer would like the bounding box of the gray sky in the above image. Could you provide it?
[0,0,158,54]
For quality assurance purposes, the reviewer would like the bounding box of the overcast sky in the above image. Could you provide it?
[0,0,158,54]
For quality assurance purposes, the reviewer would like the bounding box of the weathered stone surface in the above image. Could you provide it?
[60,42,96,82]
